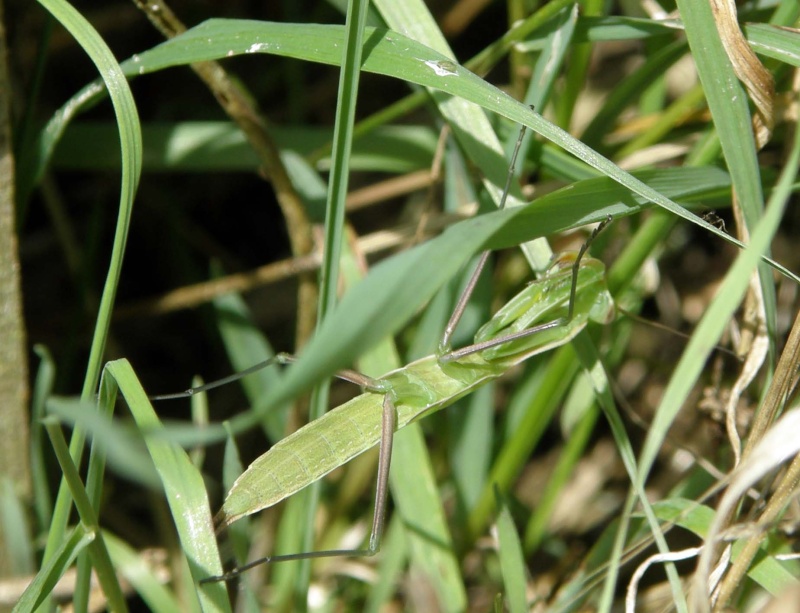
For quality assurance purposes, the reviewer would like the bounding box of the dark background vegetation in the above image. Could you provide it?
[4,0,800,610]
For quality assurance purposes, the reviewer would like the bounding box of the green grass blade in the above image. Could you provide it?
[744,23,800,66]
[13,525,94,613]
[449,383,494,512]
[524,399,599,553]
[294,0,370,604]
[676,0,776,339]
[470,344,580,536]
[211,273,286,440]
[35,0,142,600]
[523,4,578,113]
[374,0,552,270]
[554,0,602,130]
[46,396,161,490]
[571,15,683,43]
[105,359,230,612]
[35,0,142,399]
[316,0,369,322]
[364,518,408,613]
[218,425,260,613]
[569,334,684,612]
[0,478,35,575]
[42,417,128,612]
[351,260,467,609]
[30,346,56,530]
[495,489,528,613]
[390,425,467,611]
[52,122,438,174]
[510,3,577,162]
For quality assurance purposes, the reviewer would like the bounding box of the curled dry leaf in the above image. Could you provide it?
[710,0,775,148]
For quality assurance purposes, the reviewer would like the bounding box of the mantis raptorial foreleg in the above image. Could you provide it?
[439,215,611,363]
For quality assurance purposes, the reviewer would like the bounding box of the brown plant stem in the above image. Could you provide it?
[131,0,317,348]
[0,0,32,576]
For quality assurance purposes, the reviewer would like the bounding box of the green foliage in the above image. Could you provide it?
[11,0,800,611]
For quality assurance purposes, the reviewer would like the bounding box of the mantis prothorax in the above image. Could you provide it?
[154,130,615,583]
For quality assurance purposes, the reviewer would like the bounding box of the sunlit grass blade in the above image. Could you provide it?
[553,0,600,130]
[103,359,230,612]
[34,1,142,606]
[677,0,776,336]
[526,3,578,112]
[449,383,494,515]
[743,23,800,66]
[46,395,160,490]
[509,3,577,161]
[390,424,467,610]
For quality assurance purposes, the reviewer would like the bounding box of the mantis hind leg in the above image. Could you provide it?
[151,351,398,581]
[200,392,398,582]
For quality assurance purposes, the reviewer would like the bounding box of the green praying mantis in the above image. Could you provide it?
[155,131,616,583]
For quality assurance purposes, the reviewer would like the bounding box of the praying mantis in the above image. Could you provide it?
[220,240,611,582]
[154,132,618,582]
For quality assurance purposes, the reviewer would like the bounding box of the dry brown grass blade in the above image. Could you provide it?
[710,0,775,148]
[711,309,800,610]
[724,221,769,466]
[686,310,800,611]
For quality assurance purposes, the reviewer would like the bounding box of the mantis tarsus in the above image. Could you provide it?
[156,131,616,583]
